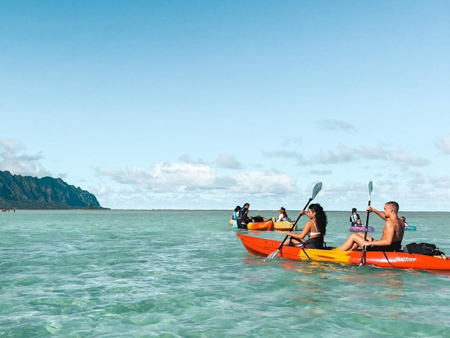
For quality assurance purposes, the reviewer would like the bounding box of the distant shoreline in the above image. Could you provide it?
[4,209,449,213]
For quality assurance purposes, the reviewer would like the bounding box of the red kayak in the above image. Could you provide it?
[237,234,450,272]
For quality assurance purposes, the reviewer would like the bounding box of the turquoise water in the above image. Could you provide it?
[1,210,450,337]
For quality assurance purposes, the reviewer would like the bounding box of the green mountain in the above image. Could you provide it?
[0,170,105,209]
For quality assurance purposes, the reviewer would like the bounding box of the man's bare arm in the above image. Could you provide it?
[367,206,386,220]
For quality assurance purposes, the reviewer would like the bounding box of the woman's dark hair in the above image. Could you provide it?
[234,205,241,212]
[309,203,327,236]
[352,208,357,213]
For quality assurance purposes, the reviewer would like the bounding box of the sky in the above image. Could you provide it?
[1,1,449,211]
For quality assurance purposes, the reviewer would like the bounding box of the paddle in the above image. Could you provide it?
[266,182,323,260]
[359,181,373,266]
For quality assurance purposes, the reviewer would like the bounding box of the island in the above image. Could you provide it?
[0,170,107,210]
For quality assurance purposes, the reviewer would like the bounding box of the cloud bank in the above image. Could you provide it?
[265,144,429,167]
[0,139,51,177]
[435,135,450,154]
[95,162,296,195]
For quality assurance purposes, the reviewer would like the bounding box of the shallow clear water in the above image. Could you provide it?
[1,210,449,337]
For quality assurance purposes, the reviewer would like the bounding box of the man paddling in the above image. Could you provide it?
[339,201,405,252]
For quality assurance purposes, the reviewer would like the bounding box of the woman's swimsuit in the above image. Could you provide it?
[289,220,324,249]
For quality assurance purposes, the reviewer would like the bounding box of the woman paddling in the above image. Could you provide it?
[283,203,327,249]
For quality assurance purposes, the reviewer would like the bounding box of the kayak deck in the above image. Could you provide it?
[237,234,450,271]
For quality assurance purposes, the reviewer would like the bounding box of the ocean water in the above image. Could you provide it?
[1,209,450,337]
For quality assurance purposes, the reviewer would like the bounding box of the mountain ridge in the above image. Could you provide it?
[0,170,106,209]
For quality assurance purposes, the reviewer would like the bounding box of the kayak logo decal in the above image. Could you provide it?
[392,257,416,262]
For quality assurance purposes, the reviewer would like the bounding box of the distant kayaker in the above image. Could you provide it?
[237,203,251,229]
[401,216,409,228]
[231,206,241,228]
[349,208,360,226]
[283,203,327,249]
[339,201,405,252]
[276,207,291,222]
[239,208,251,229]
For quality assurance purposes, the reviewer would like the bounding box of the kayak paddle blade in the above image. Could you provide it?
[368,181,373,201]
[266,249,279,261]
[312,182,322,200]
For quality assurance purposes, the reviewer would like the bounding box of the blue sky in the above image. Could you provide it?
[1,1,449,211]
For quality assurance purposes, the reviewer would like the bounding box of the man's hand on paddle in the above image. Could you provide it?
[361,240,371,247]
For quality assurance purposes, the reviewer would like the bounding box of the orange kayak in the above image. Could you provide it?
[246,220,274,231]
[237,234,450,271]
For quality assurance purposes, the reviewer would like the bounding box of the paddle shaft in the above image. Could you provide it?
[277,197,313,251]
[363,201,371,241]
[360,201,372,265]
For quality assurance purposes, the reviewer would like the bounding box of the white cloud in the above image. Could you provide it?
[95,162,235,192]
[95,163,297,199]
[388,151,428,166]
[309,169,332,175]
[178,154,205,164]
[263,150,304,161]
[264,144,428,167]
[435,135,450,154]
[0,139,51,177]
[318,119,355,131]
[93,162,300,209]
[216,154,242,169]
[281,137,303,148]
[316,146,357,164]
[232,170,296,195]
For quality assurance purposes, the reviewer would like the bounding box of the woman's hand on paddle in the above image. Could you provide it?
[366,206,373,213]
[299,210,307,216]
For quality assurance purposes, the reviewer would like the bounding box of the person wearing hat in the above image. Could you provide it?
[276,207,291,222]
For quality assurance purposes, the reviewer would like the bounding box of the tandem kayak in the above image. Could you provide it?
[237,234,450,271]
[349,226,374,232]
[247,220,274,231]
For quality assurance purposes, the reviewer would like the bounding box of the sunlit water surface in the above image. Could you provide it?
[1,210,449,337]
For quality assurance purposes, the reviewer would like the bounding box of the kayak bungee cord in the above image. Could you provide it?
[301,247,312,260]
[382,251,395,268]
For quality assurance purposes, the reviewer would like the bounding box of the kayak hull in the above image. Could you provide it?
[237,234,450,271]
[405,225,417,231]
[349,226,374,232]
[273,221,297,231]
[247,220,274,231]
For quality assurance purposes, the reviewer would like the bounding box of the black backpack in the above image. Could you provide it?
[405,242,445,257]
[251,216,265,222]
